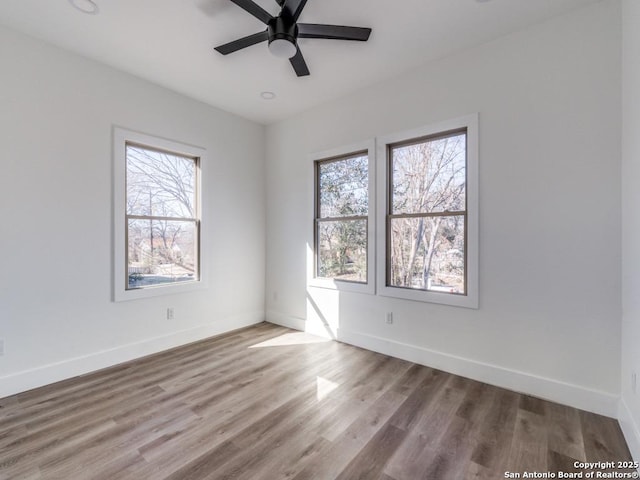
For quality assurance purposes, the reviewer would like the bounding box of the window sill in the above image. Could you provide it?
[377,284,478,309]
[308,277,375,295]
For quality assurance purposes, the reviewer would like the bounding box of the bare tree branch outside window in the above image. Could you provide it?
[125,144,199,289]
[388,130,467,294]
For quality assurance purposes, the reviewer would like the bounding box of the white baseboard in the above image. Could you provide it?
[619,396,640,463]
[0,311,264,399]
[266,309,307,332]
[265,314,619,418]
[337,328,619,418]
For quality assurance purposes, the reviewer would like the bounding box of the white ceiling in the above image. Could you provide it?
[0,0,601,124]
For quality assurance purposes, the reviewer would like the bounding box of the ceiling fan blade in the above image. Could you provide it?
[298,24,371,41]
[282,0,308,22]
[214,30,269,55]
[289,47,310,77]
[229,0,273,25]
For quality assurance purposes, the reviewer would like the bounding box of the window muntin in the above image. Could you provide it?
[315,152,368,283]
[125,144,200,290]
[387,129,467,295]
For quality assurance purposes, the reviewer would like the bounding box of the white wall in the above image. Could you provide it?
[0,26,265,397]
[620,0,640,462]
[266,1,622,416]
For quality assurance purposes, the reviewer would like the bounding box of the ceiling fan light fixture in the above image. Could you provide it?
[268,38,297,58]
[268,16,298,59]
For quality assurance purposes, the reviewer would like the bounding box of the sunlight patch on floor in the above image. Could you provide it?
[248,332,331,348]
[316,376,339,401]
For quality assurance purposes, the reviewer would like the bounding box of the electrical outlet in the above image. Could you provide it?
[386,312,393,325]
[633,372,637,394]
[167,308,174,320]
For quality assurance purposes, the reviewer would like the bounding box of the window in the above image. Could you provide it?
[377,115,478,308]
[316,153,368,281]
[389,130,466,292]
[309,141,375,293]
[114,128,206,301]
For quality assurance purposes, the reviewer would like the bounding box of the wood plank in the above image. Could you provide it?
[505,407,548,474]
[469,387,519,472]
[547,449,583,476]
[464,460,495,480]
[334,424,407,480]
[580,410,633,462]
[547,401,586,462]
[291,389,408,480]
[388,368,449,431]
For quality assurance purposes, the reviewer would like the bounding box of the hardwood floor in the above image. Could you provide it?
[0,322,633,479]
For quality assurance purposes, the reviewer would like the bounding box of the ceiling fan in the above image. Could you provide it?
[214,0,372,77]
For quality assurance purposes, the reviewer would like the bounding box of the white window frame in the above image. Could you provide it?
[307,140,376,295]
[113,127,208,302]
[376,114,479,308]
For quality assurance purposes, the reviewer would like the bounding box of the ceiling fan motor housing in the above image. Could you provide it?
[268,16,298,46]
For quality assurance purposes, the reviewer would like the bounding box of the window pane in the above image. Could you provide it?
[319,155,368,218]
[389,215,465,294]
[126,145,196,218]
[317,219,367,282]
[127,219,198,289]
[391,133,466,215]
